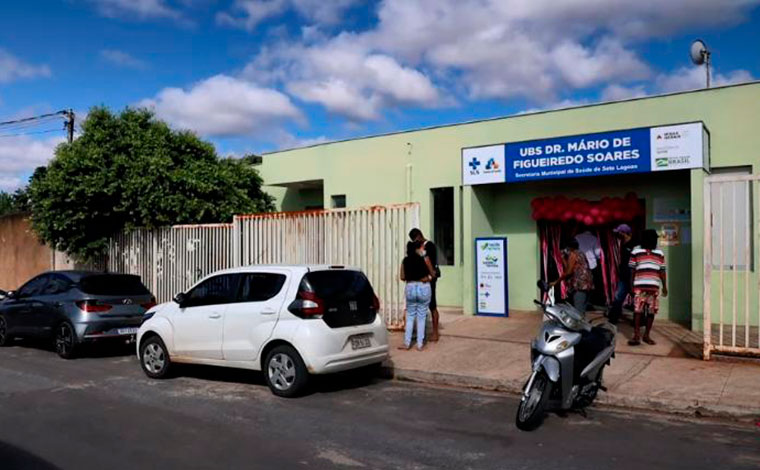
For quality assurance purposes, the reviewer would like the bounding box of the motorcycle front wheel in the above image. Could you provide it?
[515,371,551,431]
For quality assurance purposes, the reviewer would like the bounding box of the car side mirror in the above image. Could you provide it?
[173,292,186,307]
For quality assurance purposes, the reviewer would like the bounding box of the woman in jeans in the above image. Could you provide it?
[399,240,436,351]
[551,238,594,315]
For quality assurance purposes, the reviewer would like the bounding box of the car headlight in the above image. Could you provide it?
[555,340,571,352]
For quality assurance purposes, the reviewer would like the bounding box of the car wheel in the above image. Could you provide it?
[264,345,309,398]
[140,336,171,379]
[0,315,10,347]
[55,322,78,359]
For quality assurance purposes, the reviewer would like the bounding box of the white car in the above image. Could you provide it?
[136,265,389,397]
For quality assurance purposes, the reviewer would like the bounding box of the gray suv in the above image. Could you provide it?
[0,271,155,358]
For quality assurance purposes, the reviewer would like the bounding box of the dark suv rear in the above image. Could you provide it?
[0,271,155,358]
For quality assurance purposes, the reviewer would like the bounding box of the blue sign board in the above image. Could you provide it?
[462,122,706,185]
[505,127,650,183]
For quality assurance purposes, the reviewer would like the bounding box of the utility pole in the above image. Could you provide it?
[63,109,75,143]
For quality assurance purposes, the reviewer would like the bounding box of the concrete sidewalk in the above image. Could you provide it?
[383,310,760,422]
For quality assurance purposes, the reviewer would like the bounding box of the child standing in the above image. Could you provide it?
[628,229,668,346]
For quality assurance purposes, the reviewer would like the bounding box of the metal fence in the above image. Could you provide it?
[703,174,760,359]
[107,204,419,329]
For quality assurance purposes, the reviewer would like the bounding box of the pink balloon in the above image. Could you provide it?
[562,211,574,221]
[583,215,594,226]
[574,213,585,222]
[590,207,600,216]
[613,211,623,220]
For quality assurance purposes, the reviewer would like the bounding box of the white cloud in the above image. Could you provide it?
[240,0,759,119]
[0,176,23,192]
[87,0,182,20]
[217,0,358,31]
[100,49,148,69]
[245,38,440,121]
[600,84,648,101]
[656,66,753,93]
[0,136,63,191]
[139,74,303,137]
[0,49,51,83]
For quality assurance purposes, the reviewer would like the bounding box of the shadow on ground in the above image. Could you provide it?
[0,440,60,470]
[169,362,383,396]
[9,337,135,359]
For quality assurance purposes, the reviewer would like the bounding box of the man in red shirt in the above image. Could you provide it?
[628,229,668,346]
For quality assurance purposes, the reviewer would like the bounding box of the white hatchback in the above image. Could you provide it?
[136,265,389,397]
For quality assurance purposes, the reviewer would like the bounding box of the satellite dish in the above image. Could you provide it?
[690,39,708,65]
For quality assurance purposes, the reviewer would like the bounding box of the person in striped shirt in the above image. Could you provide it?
[628,229,668,346]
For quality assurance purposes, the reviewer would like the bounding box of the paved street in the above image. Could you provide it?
[0,342,758,470]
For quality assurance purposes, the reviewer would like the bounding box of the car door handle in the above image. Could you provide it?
[54,302,63,307]
[208,313,222,319]
[261,309,277,315]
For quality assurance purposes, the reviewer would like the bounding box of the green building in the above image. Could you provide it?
[259,82,760,332]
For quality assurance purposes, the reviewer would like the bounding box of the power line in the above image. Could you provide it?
[0,128,63,138]
[0,110,67,128]
[0,116,62,133]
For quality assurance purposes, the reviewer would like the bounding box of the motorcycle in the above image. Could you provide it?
[515,281,617,431]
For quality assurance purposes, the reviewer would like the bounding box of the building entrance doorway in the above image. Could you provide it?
[535,193,645,308]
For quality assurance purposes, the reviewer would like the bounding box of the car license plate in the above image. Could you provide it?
[350,334,371,350]
[117,328,138,336]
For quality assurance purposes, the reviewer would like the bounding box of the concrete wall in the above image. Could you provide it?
[0,214,53,291]
[259,83,760,328]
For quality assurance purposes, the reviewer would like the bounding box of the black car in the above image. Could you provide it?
[0,271,155,358]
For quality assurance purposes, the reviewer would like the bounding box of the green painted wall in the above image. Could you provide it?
[260,83,760,329]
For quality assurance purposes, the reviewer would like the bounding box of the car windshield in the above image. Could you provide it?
[79,274,150,296]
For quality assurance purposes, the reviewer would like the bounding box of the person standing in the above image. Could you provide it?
[409,229,441,342]
[607,224,635,324]
[551,238,594,315]
[628,229,668,346]
[399,240,436,351]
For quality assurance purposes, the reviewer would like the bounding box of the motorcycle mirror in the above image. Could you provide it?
[536,280,549,293]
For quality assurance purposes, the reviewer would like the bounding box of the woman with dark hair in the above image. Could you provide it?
[399,240,436,351]
[551,238,594,315]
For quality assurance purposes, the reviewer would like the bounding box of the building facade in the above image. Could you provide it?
[259,82,760,331]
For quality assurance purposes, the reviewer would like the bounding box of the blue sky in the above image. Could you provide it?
[1,0,759,191]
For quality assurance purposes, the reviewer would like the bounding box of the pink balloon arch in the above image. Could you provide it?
[531,192,644,225]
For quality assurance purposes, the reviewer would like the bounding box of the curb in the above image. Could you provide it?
[380,365,760,424]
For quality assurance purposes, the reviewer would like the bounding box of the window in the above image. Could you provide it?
[17,275,49,298]
[41,275,71,296]
[184,274,239,308]
[331,195,346,208]
[431,187,455,266]
[711,169,754,270]
[238,273,287,302]
[79,274,150,296]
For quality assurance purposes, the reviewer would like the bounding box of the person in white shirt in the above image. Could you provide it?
[575,230,601,270]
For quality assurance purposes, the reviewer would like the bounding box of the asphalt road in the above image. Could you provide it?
[0,341,758,470]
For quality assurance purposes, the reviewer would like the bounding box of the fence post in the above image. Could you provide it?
[703,178,712,360]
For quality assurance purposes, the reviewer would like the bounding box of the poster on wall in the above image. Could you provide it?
[659,223,681,246]
[462,122,708,185]
[653,198,691,222]
[475,237,508,316]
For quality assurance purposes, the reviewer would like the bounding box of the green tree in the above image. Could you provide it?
[0,192,14,216]
[28,107,274,260]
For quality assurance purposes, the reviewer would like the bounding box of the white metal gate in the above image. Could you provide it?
[109,223,235,304]
[107,204,419,329]
[703,174,760,359]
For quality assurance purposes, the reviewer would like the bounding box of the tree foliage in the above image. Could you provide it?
[28,107,274,260]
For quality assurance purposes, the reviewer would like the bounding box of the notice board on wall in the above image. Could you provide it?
[475,237,508,317]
